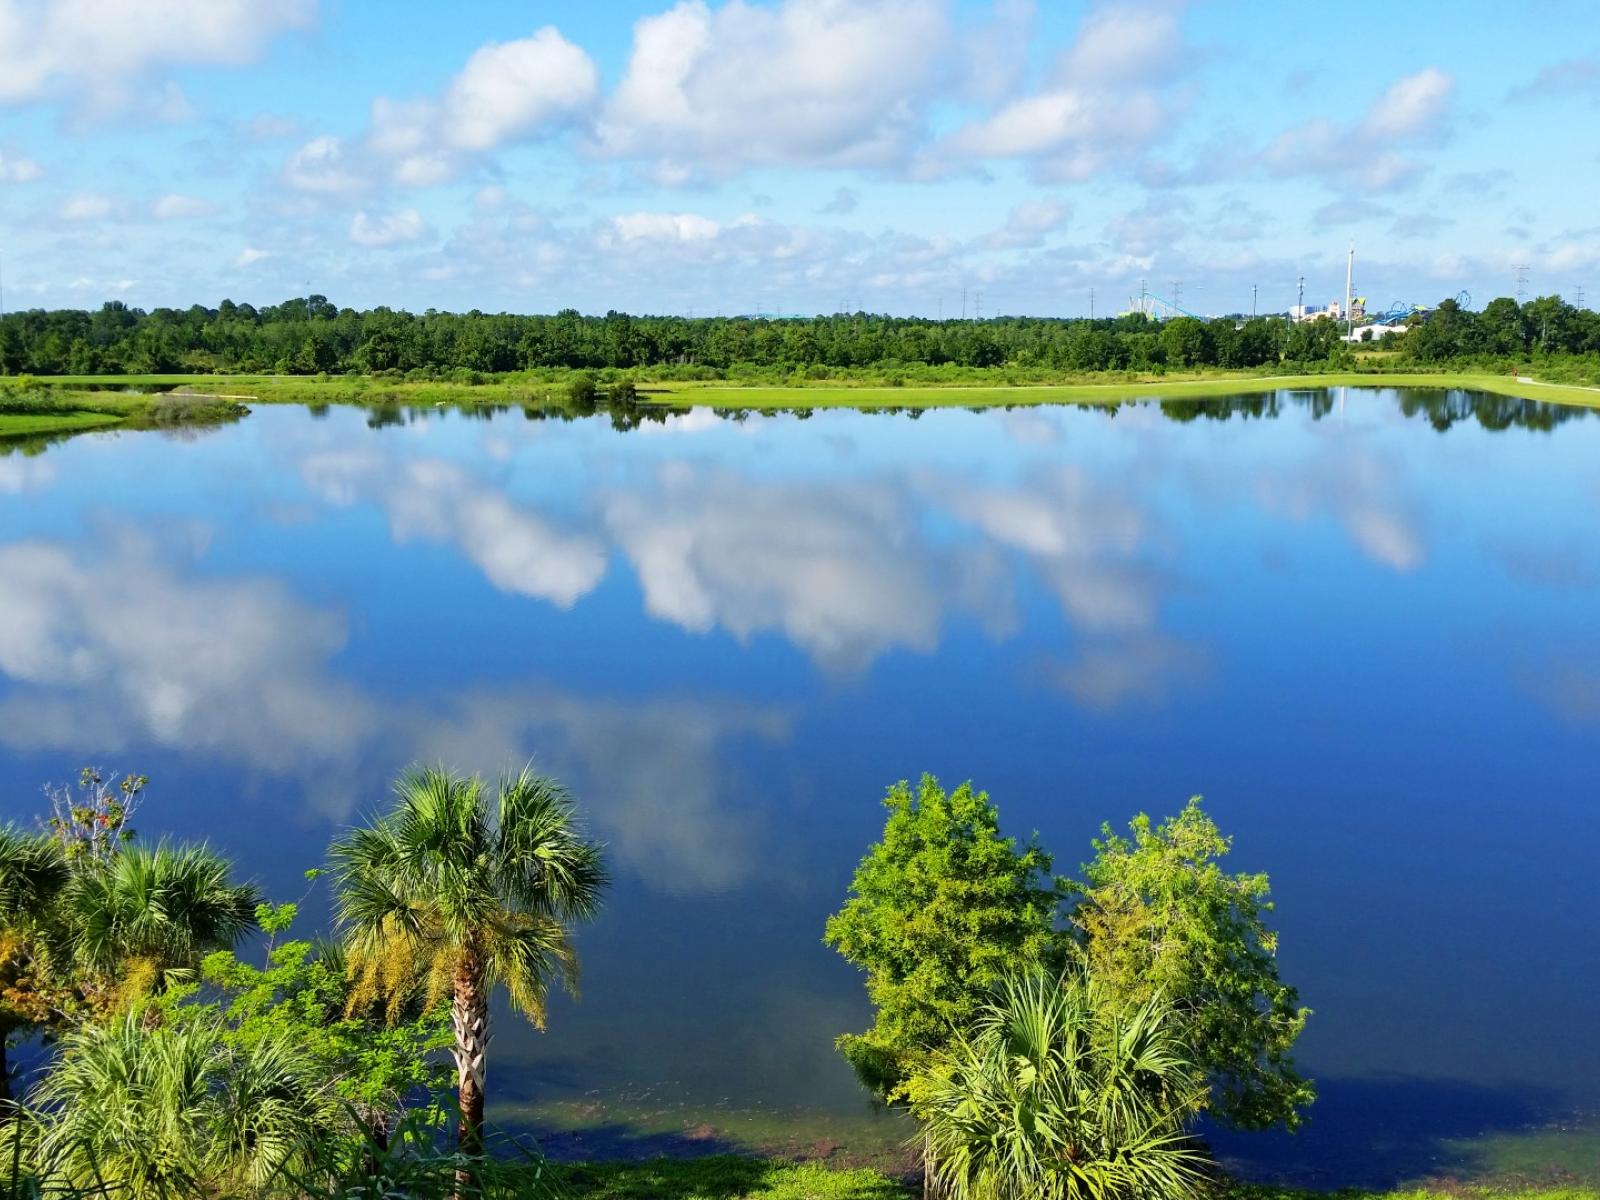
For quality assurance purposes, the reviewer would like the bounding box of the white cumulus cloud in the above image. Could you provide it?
[349,208,428,248]
[0,151,42,182]
[151,192,217,219]
[60,191,116,220]
[285,25,595,191]
[1263,67,1456,193]
[601,211,722,246]
[593,0,949,178]
[936,0,1183,181]
[0,0,315,113]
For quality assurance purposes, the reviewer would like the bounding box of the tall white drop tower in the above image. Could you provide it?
[1345,245,1355,338]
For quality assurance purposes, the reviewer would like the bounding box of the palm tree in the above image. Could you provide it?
[918,973,1211,1200]
[0,827,70,1106]
[64,842,262,1007]
[329,765,607,1154]
[0,826,69,919]
[35,1011,335,1199]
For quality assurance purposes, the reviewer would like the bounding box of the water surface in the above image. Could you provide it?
[2,389,1597,1186]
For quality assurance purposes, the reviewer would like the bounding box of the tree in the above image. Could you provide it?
[34,1010,335,1200]
[192,899,451,1151]
[0,771,260,1098]
[1478,297,1528,356]
[64,843,262,1009]
[1158,318,1212,368]
[329,766,607,1156]
[0,827,70,1105]
[823,776,1065,1102]
[1069,798,1312,1131]
[918,973,1210,1200]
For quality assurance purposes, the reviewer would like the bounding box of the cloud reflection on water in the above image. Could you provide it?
[0,535,376,771]
[301,447,607,607]
[604,464,1003,674]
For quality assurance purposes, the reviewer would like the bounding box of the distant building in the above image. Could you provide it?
[1291,297,1364,323]
[1342,323,1407,343]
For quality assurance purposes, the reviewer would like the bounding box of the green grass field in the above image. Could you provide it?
[0,389,251,440]
[644,372,1600,410]
[548,1155,1600,1200]
[27,369,1600,412]
[0,410,124,437]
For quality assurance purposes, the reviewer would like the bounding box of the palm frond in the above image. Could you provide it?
[919,972,1211,1200]
[0,826,68,922]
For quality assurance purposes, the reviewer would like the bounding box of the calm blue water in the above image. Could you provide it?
[2,390,1597,1186]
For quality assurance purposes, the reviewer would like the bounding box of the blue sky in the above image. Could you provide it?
[0,0,1596,317]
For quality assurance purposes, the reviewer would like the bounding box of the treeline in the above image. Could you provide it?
[3,293,1594,378]
[1,763,1311,1200]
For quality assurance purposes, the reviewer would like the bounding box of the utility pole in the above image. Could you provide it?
[1514,264,1530,304]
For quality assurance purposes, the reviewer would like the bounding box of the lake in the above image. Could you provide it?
[2,387,1597,1188]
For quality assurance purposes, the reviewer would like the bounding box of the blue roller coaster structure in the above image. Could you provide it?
[1128,293,1208,321]
[1373,300,1428,324]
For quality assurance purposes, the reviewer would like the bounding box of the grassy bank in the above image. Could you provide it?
[0,387,251,441]
[549,1156,1600,1200]
[25,368,1600,414]
[0,409,123,437]
[648,372,1600,410]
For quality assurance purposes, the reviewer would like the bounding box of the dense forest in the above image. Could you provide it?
[1,293,1596,377]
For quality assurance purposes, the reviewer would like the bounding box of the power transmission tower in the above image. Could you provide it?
[1576,284,1587,310]
[1089,287,1095,320]
[1170,279,1182,314]
[975,291,982,321]
[1297,274,1305,318]
[961,287,967,320]
[1514,264,1530,304]
[1139,278,1148,317]
[1251,284,1258,318]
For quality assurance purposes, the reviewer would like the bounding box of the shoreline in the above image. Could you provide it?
[4,370,1596,443]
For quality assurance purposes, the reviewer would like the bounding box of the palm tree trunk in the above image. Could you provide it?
[451,947,490,1159]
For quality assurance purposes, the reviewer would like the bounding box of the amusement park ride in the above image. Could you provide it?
[1119,289,1470,325]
